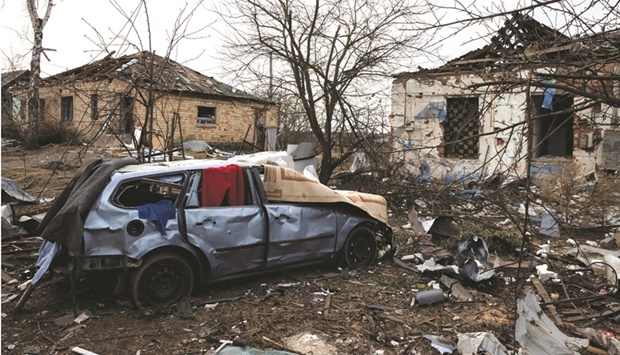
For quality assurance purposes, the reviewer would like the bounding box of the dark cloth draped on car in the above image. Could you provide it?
[37,157,139,256]
[137,200,177,236]
[201,164,245,207]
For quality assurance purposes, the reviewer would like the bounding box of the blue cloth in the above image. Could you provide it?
[542,80,555,110]
[137,200,177,236]
[32,240,60,285]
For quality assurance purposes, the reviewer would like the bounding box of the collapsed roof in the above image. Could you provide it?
[39,51,271,104]
[396,13,620,78]
[1,70,30,89]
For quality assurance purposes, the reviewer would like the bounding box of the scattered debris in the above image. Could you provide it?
[423,334,454,354]
[1,177,37,203]
[175,297,196,318]
[540,211,561,238]
[284,333,336,355]
[456,332,508,355]
[182,140,212,152]
[439,275,472,301]
[1,205,27,239]
[70,346,99,355]
[516,289,589,354]
[412,289,446,306]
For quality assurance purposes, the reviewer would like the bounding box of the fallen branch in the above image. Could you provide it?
[260,335,296,353]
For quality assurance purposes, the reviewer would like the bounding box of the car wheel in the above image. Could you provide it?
[343,226,377,269]
[130,252,194,308]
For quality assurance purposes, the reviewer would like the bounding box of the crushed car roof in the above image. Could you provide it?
[115,159,258,175]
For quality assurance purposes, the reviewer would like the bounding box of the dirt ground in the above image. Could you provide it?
[1,143,619,354]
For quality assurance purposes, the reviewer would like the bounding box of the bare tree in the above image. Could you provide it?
[25,0,53,149]
[68,0,212,160]
[217,0,437,183]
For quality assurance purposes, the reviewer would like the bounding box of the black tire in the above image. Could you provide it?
[130,252,194,308]
[343,226,378,269]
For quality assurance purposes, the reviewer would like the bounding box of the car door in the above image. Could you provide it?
[183,169,268,278]
[264,203,337,267]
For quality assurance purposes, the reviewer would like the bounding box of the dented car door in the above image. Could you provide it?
[183,168,268,278]
[264,203,338,267]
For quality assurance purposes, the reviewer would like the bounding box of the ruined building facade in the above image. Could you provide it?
[5,51,278,150]
[391,14,620,184]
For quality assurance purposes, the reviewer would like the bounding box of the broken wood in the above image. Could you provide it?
[530,276,564,326]
[1,271,15,283]
[323,293,332,317]
[261,336,296,353]
[392,257,419,273]
[14,282,35,312]
[563,306,620,323]
[439,275,472,301]
[2,247,40,255]
[195,296,243,307]
[585,345,609,355]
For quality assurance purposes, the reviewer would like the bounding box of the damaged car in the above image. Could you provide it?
[32,158,394,308]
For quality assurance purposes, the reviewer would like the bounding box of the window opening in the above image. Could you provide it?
[61,96,73,121]
[91,94,99,120]
[531,94,574,158]
[197,106,216,125]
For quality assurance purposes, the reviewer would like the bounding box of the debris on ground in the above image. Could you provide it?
[2,144,620,354]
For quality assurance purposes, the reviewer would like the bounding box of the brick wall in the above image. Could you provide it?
[31,79,277,148]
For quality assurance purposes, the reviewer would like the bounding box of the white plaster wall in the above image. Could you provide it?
[391,74,530,182]
[390,72,605,183]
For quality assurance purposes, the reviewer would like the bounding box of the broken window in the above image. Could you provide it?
[91,94,99,120]
[12,97,25,121]
[531,94,574,158]
[197,106,216,125]
[444,97,480,159]
[39,99,45,120]
[120,96,134,133]
[114,174,185,208]
[254,108,267,150]
[61,96,73,121]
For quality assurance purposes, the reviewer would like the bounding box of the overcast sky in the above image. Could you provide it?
[1,0,220,76]
[0,0,608,86]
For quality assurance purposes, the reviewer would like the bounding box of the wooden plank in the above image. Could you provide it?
[439,275,472,301]
[530,276,564,326]
[1,271,14,283]
[563,306,620,323]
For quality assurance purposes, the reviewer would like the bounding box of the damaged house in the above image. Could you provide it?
[391,13,620,184]
[7,51,278,150]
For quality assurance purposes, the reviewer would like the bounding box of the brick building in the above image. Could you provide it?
[9,51,278,150]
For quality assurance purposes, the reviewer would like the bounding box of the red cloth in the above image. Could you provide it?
[201,165,245,207]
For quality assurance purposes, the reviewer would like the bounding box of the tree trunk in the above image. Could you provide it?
[25,0,53,150]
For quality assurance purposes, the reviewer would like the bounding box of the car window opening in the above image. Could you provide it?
[115,174,185,208]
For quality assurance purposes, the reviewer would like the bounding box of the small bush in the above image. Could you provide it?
[37,119,77,146]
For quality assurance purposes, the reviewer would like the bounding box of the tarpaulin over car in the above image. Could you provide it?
[263,165,388,223]
[37,157,139,255]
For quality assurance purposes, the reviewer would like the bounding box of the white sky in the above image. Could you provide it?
[0,0,609,85]
[0,0,221,77]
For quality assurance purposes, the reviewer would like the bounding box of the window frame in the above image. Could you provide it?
[61,96,74,122]
[91,94,99,120]
[111,173,187,209]
[197,106,216,125]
